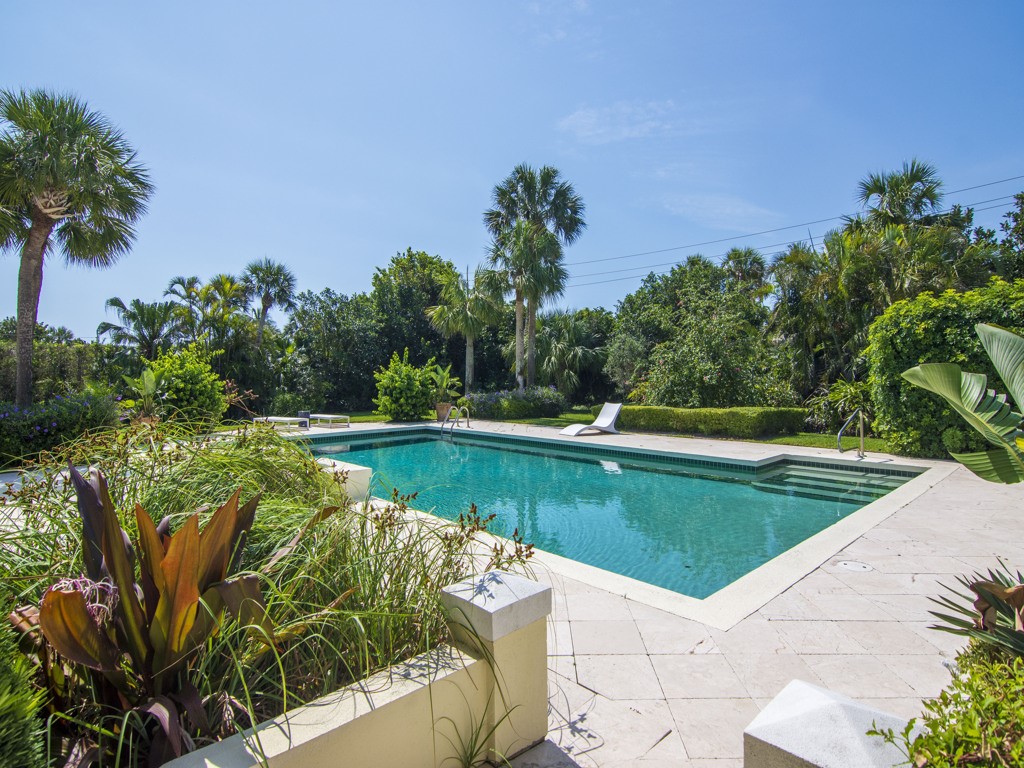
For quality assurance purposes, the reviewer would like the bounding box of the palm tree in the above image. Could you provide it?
[97,297,181,360]
[537,310,602,398]
[164,275,204,343]
[0,89,153,407]
[485,163,585,388]
[857,159,943,226]
[489,221,562,389]
[426,267,502,392]
[242,257,297,346]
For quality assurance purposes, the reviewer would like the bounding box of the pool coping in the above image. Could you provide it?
[299,422,955,630]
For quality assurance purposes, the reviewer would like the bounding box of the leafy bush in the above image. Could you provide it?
[592,404,806,438]
[0,624,45,768]
[804,378,873,433]
[866,279,1024,457]
[0,392,117,466]
[148,345,227,427]
[373,349,434,420]
[463,386,568,420]
[269,389,315,417]
[872,646,1024,767]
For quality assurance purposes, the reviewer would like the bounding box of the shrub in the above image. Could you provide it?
[269,389,314,417]
[0,338,98,402]
[373,349,434,421]
[872,646,1024,767]
[463,386,568,420]
[0,624,45,768]
[148,345,227,427]
[866,279,1024,457]
[592,404,807,438]
[0,392,117,466]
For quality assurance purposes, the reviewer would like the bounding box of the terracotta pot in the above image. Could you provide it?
[435,402,453,422]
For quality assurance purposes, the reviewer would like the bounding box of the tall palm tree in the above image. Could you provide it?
[0,89,153,406]
[164,275,204,343]
[489,221,561,389]
[426,267,503,392]
[485,163,585,388]
[242,257,297,346]
[97,297,181,361]
[537,309,601,398]
[857,159,943,226]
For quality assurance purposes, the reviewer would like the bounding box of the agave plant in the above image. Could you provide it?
[11,465,271,764]
[902,322,1024,483]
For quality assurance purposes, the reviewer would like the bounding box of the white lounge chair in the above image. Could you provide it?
[311,413,351,428]
[560,402,623,437]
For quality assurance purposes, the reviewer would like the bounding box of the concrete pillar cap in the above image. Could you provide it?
[441,571,552,642]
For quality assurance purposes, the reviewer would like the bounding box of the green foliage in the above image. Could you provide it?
[121,366,167,420]
[463,386,567,420]
[871,646,1024,768]
[805,377,872,433]
[269,389,313,416]
[606,257,795,409]
[903,324,1024,482]
[373,349,434,421]
[594,404,807,438]
[429,363,462,402]
[929,561,1024,658]
[371,249,459,368]
[285,289,383,411]
[866,279,1024,457]
[0,624,45,768]
[0,392,117,466]
[0,335,98,402]
[148,345,227,427]
[2,423,530,765]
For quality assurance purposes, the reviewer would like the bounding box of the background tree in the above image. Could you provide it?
[371,248,459,367]
[0,89,153,407]
[484,163,585,388]
[426,267,502,392]
[856,158,943,226]
[97,297,181,361]
[242,257,296,347]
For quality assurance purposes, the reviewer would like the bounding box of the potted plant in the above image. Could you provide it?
[429,364,462,422]
[121,367,166,424]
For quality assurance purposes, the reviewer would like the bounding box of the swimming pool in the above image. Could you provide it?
[312,430,918,599]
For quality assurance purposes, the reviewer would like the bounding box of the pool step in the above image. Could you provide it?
[752,466,906,504]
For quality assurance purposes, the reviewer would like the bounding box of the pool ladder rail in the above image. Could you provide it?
[442,405,471,436]
[837,408,866,459]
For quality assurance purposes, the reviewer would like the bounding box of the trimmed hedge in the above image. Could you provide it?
[592,404,806,438]
[463,387,568,420]
[866,280,1024,457]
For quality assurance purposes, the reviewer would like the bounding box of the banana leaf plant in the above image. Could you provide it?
[902,322,1024,483]
[10,465,272,765]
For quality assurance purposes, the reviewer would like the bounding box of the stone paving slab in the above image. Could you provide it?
[502,431,1012,765]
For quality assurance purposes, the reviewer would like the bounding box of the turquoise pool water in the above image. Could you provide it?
[316,432,912,599]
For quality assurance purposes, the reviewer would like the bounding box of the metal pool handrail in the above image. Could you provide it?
[442,405,470,436]
[837,408,865,458]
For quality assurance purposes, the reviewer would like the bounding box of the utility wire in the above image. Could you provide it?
[564,175,1024,267]
[567,199,1018,288]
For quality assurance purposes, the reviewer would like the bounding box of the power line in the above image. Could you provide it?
[569,195,1015,286]
[564,174,1024,267]
[567,199,1018,289]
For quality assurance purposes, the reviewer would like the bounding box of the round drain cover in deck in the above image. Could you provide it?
[836,560,873,572]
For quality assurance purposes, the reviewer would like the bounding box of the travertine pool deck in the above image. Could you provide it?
[317,421,1013,765]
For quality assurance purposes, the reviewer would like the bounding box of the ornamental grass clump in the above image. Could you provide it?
[0,422,532,766]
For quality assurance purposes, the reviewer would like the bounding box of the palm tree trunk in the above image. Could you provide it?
[515,291,525,391]
[526,298,537,387]
[15,216,55,408]
[465,336,475,392]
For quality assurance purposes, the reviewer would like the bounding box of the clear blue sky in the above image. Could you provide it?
[2,1,1022,337]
